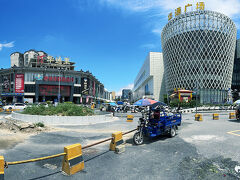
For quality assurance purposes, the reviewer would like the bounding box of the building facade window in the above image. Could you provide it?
[74,87,81,94]
[25,84,35,92]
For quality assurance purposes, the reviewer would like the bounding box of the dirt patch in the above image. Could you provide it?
[0,119,50,133]
[0,118,54,151]
[0,129,28,150]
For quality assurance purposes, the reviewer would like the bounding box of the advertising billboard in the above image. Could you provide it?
[15,74,24,93]
[81,77,89,95]
[39,85,70,96]
[3,75,10,93]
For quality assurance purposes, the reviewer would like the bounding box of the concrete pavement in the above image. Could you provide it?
[1,111,240,179]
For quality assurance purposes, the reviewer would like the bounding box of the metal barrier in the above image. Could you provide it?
[1,128,137,179]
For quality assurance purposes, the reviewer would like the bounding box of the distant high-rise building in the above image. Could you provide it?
[10,52,24,67]
[122,89,132,101]
[111,91,116,100]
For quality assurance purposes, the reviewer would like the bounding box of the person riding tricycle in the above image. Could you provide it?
[133,102,182,145]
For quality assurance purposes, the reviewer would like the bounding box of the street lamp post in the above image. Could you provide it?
[58,69,61,103]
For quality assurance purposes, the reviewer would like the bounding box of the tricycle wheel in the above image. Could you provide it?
[169,127,176,138]
[133,132,144,145]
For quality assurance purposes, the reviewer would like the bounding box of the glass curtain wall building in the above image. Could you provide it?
[161,10,237,104]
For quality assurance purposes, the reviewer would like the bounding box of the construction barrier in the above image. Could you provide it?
[5,109,12,114]
[195,114,202,121]
[229,112,235,119]
[62,143,84,175]
[126,115,134,122]
[2,128,137,179]
[109,131,124,152]
[0,156,4,180]
[213,113,219,120]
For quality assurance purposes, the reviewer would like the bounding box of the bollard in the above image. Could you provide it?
[213,113,219,120]
[62,143,84,175]
[110,131,124,153]
[5,109,12,114]
[126,115,134,122]
[229,112,235,119]
[195,114,202,121]
[0,156,4,180]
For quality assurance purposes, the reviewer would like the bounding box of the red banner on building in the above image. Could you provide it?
[15,74,24,93]
[43,76,74,82]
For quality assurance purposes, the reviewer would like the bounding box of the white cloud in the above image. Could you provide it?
[140,43,156,49]
[116,83,134,96]
[0,41,14,51]
[100,0,240,36]
[152,29,162,36]
[101,0,240,18]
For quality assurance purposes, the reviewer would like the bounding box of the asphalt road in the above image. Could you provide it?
[1,111,240,180]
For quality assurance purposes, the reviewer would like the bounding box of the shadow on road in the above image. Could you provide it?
[28,171,62,180]
[228,119,240,123]
[28,150,111,180]
[84,150,110,162]
[125,134,171,146]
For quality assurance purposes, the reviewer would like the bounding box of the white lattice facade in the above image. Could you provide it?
[161,10,237,104]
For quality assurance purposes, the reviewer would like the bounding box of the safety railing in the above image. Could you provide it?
[1,128,137,179]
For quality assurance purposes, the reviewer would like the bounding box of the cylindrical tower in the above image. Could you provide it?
[161,10,237,104]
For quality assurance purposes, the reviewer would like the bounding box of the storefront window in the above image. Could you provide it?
[25,72,43,82]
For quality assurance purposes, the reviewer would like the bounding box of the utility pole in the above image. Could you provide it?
[58,69,61,103]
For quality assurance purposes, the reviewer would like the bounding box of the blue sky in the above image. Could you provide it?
[0,0,240,95]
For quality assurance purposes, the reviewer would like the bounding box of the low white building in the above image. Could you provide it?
[133,52,165,101]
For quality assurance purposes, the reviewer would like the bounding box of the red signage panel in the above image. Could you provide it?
[15,74,24,93]
[43,76,74,82]
[39,85,70,96]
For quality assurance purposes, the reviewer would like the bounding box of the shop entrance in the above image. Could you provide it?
[44,96,58,103]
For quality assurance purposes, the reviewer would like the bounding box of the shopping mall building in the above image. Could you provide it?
[133,52,166,101]
[0,49,111,104]
[161,10,237,104]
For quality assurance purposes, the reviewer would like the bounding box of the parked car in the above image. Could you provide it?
[3,103,26,111]
[38,102,48,107]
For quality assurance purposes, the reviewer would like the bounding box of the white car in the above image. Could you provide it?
[3,103,26,111]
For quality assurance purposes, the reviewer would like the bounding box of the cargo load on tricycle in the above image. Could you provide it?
[133,102,182,145]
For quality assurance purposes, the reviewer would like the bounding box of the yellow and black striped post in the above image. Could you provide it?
[229,112,235,119]
[0,156,4,180]
[127,115,134,122]
[110,131,124,151]
[213,113,219,120]
[5,109,12,114]
[195,114,202,121]
[62,143,84,175]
